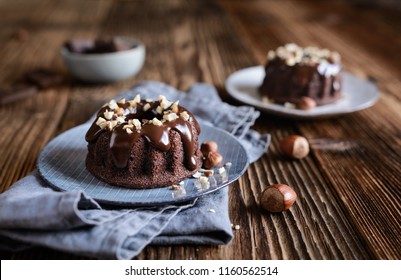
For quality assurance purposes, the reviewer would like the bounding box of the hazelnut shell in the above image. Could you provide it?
[296,96,316,110]
[260,184,297,213]
[203,151,223,169]
[201,141,218,157]
[279,135,309,159]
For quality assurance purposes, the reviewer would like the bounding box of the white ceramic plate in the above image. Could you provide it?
[225,66,379,119]
[38,122,249,207]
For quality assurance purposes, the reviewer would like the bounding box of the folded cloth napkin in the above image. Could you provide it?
[0,81,270,259]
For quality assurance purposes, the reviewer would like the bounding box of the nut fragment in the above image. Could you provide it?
[171,101,179,113]
[163,112,179,122]
[180,111,190,121]
[131,119,141,130]
[284,102,296,109]
[143,103,151,111]
[260,184,297,213]
[108,100,118,110]
[106,120,118,131]
[128,94,141,107]
[296,97,316,110]
[200,141,218,157]
[116,116,126,124]
[217,166,226,174]
[156,106,163,114]
[203,151,223,169]
[123,124,133,130]
[279,135,310,159]
[159,95,172,109]
[199,176,208,184]
[96,117,107,129]
[115,107,125,116]
[103,110,113,120]
[150,118,163,126]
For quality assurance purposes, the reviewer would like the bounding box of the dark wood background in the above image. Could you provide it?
[0,0,400,260]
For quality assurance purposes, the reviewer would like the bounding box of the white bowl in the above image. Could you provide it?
[61,37,145,83]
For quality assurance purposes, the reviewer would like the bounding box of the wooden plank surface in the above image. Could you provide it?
[0,0,400,260]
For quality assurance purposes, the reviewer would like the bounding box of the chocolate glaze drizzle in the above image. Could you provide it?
[85,99,200,170]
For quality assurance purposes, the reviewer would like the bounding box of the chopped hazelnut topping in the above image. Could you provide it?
[132,119,141,130]
[160,98,172,110]
[267,43,341,76]
[163,112,179,122]
[117,98,126,104]
[217,167,226,174]
[150,118,163,126]
[108,100,118,110]
[286,57,296,66]
[180,111,190,121]
[128,100,137,108]
[171,101,179,113]
[123,124,134,130]
[156,106,163,114]
[96,117,107,129]
[126,128,133,134]
[133,94,141,103]
[128,94,141,107]
[116,116,126,124]
[192,171,201,178]
[171,185,181,190]
[267,50,276,60]
[143,103,151,111]
[115,107,125,116]
[199,176,208,184]
[224,162,232,167]
[96,116,106,125]
[103,110,113,120]
[107,120,118,131]
[284,102,296,109]
[262,96,271,104]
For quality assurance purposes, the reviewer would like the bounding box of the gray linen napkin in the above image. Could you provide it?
[0,81,269,259]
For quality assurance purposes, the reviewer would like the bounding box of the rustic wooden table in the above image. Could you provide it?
[0,0,400,260]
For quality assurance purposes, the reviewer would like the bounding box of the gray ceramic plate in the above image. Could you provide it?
[38,122,249,206]
[225,66,379,119]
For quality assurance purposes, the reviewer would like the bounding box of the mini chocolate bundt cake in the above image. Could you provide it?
[85,95,203,189]
[259,43,342,106]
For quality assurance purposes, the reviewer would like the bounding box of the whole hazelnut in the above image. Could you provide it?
[260,184,297,213]
[279,135,309,159]
[201,141,218,157]
[296,96,316,110]
[203,151,223,169]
